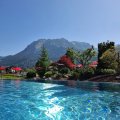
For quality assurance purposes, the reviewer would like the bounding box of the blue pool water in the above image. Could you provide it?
[0,80,120,120]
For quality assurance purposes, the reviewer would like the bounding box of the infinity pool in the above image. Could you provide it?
[0,80,120,120]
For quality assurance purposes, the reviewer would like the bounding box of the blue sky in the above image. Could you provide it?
[0,0,120,56]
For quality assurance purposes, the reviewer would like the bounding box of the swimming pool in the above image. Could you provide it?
[0,80,119,120]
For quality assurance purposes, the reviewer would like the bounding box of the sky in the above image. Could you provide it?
[0,0,120,56]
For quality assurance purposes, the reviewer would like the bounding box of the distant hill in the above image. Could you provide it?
[0,38,92,68]
[0,57,3,62]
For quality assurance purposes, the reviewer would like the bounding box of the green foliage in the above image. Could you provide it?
[116,49,120,74]
[44,71,53,78]
[1,74,24,79]
[74,71,80,79]
[25,68,36,72]
[55,73,63,79]
[26,71,36,78]
[54,47,96,80]
[100,48,118,70]
[97,41,115,69]
[36,46,50,78]
[75,47,96,67]
[97,41,119,75]
[96,69,116,75]
[69,67,95,80]
[59,67,70,74]
[66,48,76,63]
[70,71,80,80]
[37,69,46,78]
[78,67,95,80]
[117,65,120,75]
[36,46,50,69]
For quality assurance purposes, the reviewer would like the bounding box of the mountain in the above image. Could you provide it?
[0,57,3,62]
[0,38,92,68]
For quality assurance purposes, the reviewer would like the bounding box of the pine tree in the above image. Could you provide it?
[35,46,50,78]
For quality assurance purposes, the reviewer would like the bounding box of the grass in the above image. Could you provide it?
[0,74,24,80]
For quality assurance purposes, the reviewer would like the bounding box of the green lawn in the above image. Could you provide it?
[0,74,24,80]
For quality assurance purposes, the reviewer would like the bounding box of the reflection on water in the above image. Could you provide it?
[67,80,120,92]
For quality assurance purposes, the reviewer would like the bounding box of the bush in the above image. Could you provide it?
[37,69,46,78]
[59,67,70,74]
[44,71,53,78]
[55,73,63,79]
[79,67,95,80]
[69,69,80,80]
[116,67,120,75]
[96,69,116,75]
[69,67,95,80]
[26,71,36,78]
[71,71,80,80]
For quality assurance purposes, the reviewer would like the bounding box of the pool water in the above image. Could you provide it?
[0,80,120,120]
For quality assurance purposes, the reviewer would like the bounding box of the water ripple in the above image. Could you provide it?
[0,80,119,120]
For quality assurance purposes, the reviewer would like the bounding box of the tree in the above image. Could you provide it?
[75,47,96,68]
[59,55,75,69]
[97,41,115,69]
[116,53,120,74]
[100,48,118,70]
[66,48,76,63]
[57,48,76,69]
[115,45,120,74]
[36,46,50,69]
[35,46,50,77]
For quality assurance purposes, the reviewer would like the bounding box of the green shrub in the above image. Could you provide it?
[69,67,95,80]
[44,71,53,78]
[79,67,95,80]
[97,69,116,75]
[55,73,63,79]
[37,69,46,78]
[59,67,70,74]
[86,68,94,77]
[26,71,36,78]
[69,69,80,80]
[72,71,80,80]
